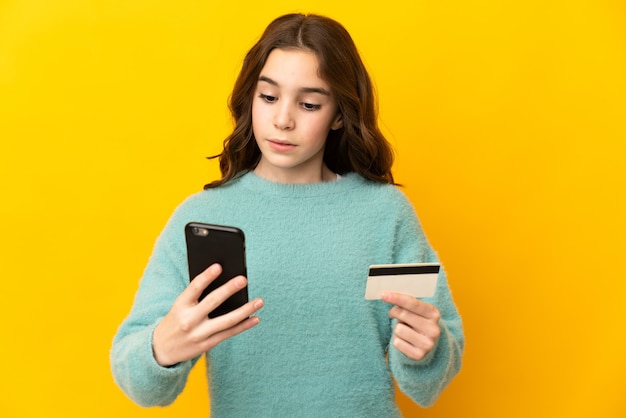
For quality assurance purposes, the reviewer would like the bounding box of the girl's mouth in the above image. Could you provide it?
[268,139,296,152]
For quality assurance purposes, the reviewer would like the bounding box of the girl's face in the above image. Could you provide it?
[252,48,343,184]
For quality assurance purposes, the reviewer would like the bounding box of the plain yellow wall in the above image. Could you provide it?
[1,0,625,417]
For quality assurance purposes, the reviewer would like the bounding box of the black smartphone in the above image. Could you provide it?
[184,222,248,318]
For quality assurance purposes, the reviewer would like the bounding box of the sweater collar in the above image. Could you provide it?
[231,171,365,198]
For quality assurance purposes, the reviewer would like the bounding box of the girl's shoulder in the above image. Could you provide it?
[176,174,248,207]
[350,174,414,205]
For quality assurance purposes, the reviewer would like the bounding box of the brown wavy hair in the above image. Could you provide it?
[204,13,395,189]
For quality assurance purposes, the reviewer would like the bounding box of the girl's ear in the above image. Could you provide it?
[331,113,343,130]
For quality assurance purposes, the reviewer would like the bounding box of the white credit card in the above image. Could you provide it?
[364,263,440,300]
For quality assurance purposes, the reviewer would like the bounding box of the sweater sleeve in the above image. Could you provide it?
[387,194,464,407]
[110,205,201,407]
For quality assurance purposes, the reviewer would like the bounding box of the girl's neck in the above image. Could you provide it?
[253,162,337,184]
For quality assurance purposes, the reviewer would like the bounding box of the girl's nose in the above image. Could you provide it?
[274,103,294,130]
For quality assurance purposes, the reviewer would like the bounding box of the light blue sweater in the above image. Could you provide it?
[111,172,464,417]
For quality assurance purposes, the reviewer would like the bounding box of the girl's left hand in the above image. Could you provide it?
[382,292,441,361]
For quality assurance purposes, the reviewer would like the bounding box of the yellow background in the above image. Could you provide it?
[1,0,625,417]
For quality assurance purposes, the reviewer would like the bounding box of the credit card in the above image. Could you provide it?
[365,263,440,299]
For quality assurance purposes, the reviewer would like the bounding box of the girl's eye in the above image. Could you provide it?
[302,102,321,111]
[259,93,277,103]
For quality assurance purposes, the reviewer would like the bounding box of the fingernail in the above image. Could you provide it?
[254,299,264,309]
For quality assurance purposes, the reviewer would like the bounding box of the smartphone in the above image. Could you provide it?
[184,222,248,318]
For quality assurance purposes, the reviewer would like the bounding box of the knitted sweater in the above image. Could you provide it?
[111,172,464,417]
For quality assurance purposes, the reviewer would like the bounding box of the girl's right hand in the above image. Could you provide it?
[152,263,264,367]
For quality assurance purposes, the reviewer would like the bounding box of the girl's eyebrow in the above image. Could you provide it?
[258,75,331,96]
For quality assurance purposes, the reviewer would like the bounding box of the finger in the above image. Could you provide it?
[389,305,441,337]
[382,292,440,321]
[197,298,264,348]
[200,315,262,352]
[196,274,248,316]
[202,297,264,334]
[183,263,223,304]
[388,305,419,326]
[390,310,440,340]
[392,332,432,361]
[394,321,439,350]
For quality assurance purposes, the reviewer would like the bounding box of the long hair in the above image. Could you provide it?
[204,13,395,189]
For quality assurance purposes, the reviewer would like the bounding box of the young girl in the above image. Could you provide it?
[111,13,464,416]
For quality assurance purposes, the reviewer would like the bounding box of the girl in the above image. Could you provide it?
[111,13,464,417]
